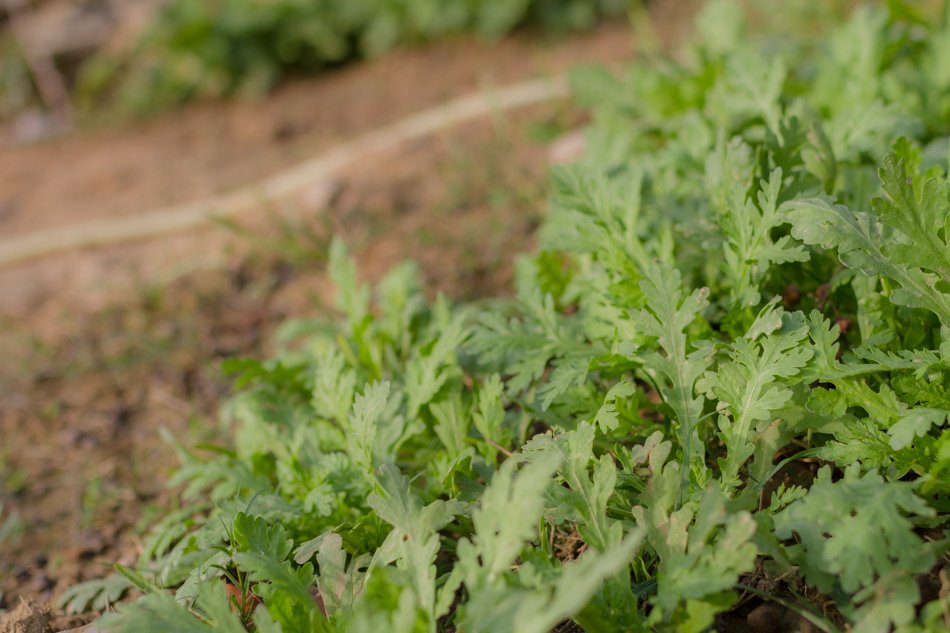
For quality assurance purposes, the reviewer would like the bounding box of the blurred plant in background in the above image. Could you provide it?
[74,0,628,115]
[0,35,35,120]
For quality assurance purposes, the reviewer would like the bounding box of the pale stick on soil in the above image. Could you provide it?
[0,77,567,269]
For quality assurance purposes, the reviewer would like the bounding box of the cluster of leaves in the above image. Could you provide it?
[76,0,626,115]
[67,1,950,631]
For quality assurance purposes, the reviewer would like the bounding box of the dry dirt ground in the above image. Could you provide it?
[0,3,704,629]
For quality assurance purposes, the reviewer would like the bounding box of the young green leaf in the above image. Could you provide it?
[782,153,950,326]
[524,422,623,552]
[456,453,561,590]
[630,261,712,502]
[97,581,247,633]
[700,305,812,487]
[594,379,637,433]
[772,466,935,594]
[367,464,462,623]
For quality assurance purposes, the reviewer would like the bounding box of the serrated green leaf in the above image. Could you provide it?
[889,408,949,449]
[773,466,935,594]
[871,154,950,283]
[97,581,246,633]
[594,379,637,433]
[57,573,134,615]
[701,305,812,487]
[368,464,461,620]
[782,155,950,325]
[347,381,392,474]
[457,452,561,589]
[631,260,712,501]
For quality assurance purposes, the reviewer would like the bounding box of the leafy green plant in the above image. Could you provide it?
[81,1,950,631]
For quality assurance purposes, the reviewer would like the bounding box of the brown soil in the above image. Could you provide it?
[0,19,646,330]
[0,1,703,626]
[0,23,629,239]
[0,600,50,633]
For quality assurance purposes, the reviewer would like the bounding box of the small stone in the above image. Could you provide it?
[795,615,818,633]
[30,573,54,594]
[782,284,802,308]
[746,602,786,633]
[58,429,82,448]
[548,129,586,165]
[10,111,69,146]
[75,532,106,559]
[298,178,341,213]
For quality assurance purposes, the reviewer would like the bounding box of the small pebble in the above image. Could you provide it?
[31,572,54,593]
[548,129,587,165]
[76,532,106,558]
[746,602,785,633]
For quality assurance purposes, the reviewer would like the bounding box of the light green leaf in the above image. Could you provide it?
[631,261,713,500]
[773,466,935,594]
[594,379,636,433]
[456,453,561,589]
[782,154,950,325]
[368,464,462,619]
[889,408,949,450]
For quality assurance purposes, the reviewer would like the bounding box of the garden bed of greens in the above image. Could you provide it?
[67,1,950,631]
